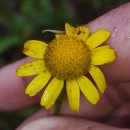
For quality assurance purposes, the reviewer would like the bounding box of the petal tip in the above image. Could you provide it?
[104,30,111,38]
[25,90,34,97]
[90,97,100,105]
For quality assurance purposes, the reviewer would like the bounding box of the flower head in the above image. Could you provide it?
[16,23,116,112]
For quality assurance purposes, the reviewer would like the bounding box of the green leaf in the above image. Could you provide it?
[0,36,20,53]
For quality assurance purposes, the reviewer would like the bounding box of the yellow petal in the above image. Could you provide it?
[76,26,90,41]
[25,71,51,96]
[16,60,46,76]
[40,78,64,109]
[91,45,110,55]
[55,34,66,39]
[86,29,110,49]
[91,49,116,65]
[65,23,90,41]
[23,40,48,58]
[66,80,80,112]
[65,23,76,36]
[77,76,99,104]
[89,65,106,93]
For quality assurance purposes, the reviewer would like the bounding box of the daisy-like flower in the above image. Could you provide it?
[16,23,116,112]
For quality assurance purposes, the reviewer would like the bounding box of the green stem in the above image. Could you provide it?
[54,81,65,116]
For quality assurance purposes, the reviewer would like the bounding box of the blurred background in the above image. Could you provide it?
[0,0,129,129]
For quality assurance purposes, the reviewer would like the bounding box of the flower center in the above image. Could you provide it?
[44,35,91,80]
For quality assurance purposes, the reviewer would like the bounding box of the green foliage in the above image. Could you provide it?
[0,35,20,53]
[0,0,75,56]
[0,104,39,130]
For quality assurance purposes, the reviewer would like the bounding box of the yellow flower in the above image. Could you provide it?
[16,23,116,112]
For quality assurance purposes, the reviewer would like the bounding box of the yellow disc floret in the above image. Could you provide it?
[44,35,91,80]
